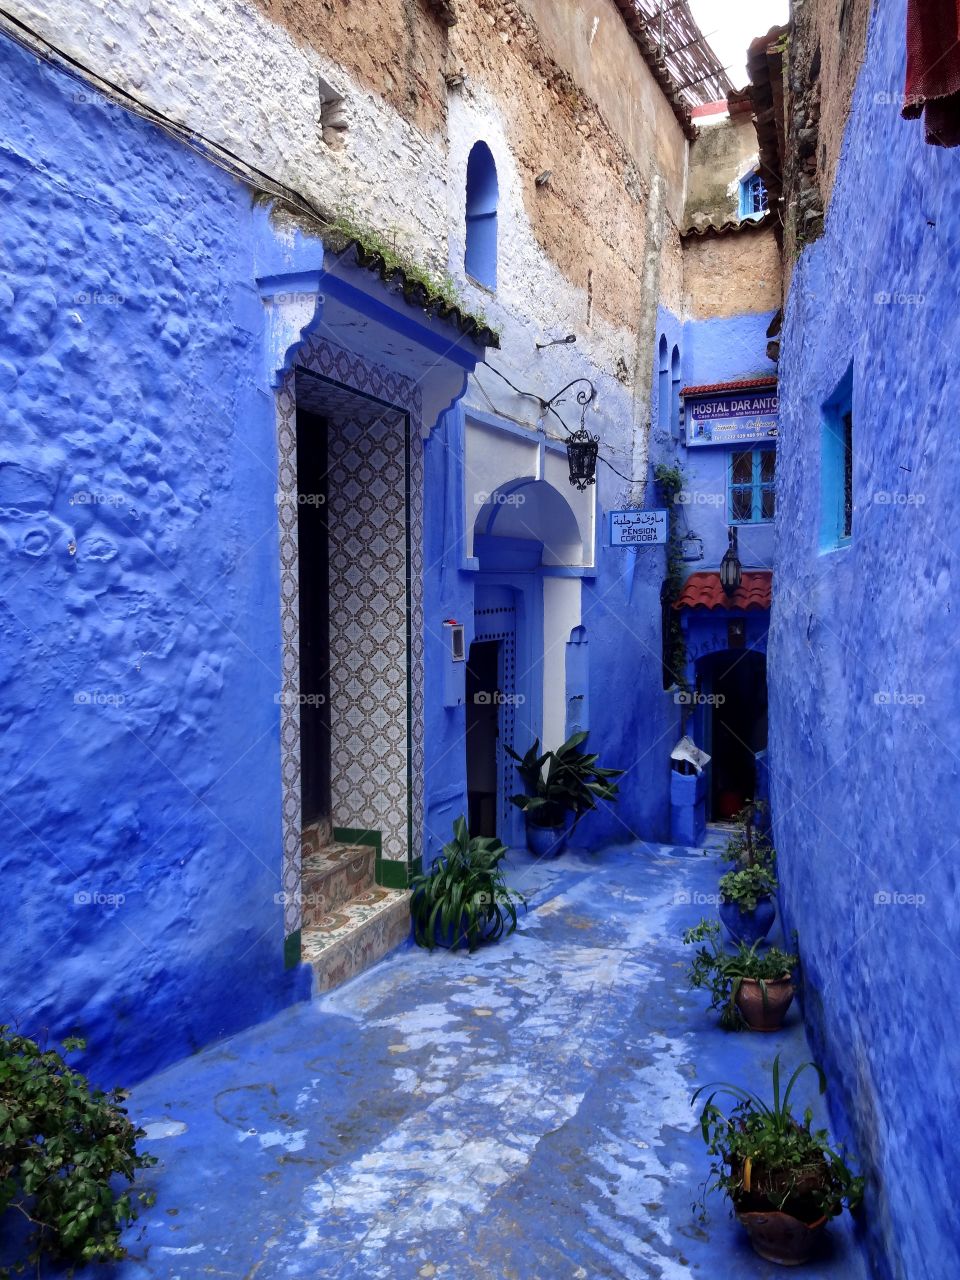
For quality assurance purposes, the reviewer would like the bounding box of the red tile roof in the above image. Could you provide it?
[674,571,772,612]
[680,376,778,396]
[691,99,728,118]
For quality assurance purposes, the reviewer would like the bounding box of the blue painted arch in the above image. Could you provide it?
[465,141,499,290]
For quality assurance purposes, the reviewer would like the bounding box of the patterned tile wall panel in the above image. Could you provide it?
[274,337,424,938]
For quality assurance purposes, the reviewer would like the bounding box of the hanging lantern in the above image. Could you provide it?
[681,529,704,562]
[566,427,600,491]
[720,525,742,597]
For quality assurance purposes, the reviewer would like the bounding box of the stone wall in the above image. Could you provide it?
[685,111,759,228]
[771,2,960,1276]
[681,224,781,320]
[782,0,872,258]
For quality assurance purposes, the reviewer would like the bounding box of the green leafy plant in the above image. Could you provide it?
[653,462,690,694]
[718,862,777,912]
[507,733,623,829]
[683,919,797,1030]
[693,1055,864,1224]
[721,801,775,871]
[0,1028,156,1274]
[410,816,526,952]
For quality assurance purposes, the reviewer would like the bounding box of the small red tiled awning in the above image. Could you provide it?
[679,376,778,396]
[674,570,772,612]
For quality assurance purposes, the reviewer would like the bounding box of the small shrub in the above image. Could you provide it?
[0,1028,156,1274]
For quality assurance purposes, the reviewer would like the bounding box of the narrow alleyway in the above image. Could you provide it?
[79,845,869,1280]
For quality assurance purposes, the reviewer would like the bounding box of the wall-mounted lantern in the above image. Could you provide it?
[681,530,704,562]
[720,526,742,597]
[566,427,599,491]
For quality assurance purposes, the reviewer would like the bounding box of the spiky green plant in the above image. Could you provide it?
[410,817,526,952]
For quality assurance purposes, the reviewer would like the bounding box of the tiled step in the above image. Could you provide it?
[301,887,411,994]
[300,840,375,924]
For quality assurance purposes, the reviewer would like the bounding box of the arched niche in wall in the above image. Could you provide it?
[465,141,499,291]
[565,624,589,739]
[473,477,584,568]
[671,345,682,439]
[657,334,669,431]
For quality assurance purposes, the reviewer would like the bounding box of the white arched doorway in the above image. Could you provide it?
[465,476,586,843]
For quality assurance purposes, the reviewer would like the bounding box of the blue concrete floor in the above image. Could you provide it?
[52,842,872,1279]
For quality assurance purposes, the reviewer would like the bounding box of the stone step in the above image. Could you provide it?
[300,840,376,923]
[302,888,411,994]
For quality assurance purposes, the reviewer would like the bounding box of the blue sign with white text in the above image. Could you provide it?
[686,389,778,447]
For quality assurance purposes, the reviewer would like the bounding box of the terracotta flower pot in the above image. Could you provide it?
[737,1209,828,1266]
[735,974,795,1032]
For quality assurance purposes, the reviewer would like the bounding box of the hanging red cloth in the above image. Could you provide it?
[902,0,960,147]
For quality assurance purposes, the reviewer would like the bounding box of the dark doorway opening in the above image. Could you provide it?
[466,639,500,837]
[700,650,767,820]
[295,407,331,828]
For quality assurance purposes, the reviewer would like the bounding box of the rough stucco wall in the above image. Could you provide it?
[257,0,450,136]
[681,226,781,320]
[772,2,960,1276]
[684,113,758,228]
[0,40,307,1085]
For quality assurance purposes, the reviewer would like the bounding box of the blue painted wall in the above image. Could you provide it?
[0,36,311,1085]
[770,2,960,1276]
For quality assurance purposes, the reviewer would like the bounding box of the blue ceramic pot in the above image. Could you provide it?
[719,895,776,946]
[526,820,567,858]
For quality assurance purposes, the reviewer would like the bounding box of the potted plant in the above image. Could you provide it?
[693,1056,864,1266]
[507,732,623,857]
[718,802,778,945]
[409,816,526,951]
[683,919,798,1031]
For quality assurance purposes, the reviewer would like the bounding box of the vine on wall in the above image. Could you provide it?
[654,462,690,696]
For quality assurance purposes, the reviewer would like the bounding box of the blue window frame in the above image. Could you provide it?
[739,171,768,219]
[729,448,775,524]
[820,364,854,552]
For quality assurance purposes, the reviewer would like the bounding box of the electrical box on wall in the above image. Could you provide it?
[442,619,465,708]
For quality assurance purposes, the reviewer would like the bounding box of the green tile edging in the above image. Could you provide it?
[334,826,420,888]
[284,928,301,970]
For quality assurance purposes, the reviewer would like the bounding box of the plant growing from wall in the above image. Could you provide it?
[324,207,497,336]
[409,817,526,951]
[693,1056,863,1264]
[0,1028,156,1274]
[653,461,690,695]
[683,919,797,1031]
